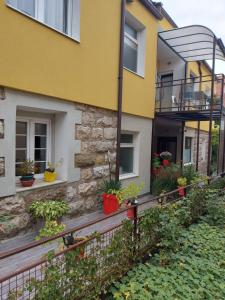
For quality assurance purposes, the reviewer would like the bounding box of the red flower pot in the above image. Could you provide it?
[20,178,35,187]
[178,186,185,197]
[102,193,119,215]
[127,206,134,219]
[162,159,170,167]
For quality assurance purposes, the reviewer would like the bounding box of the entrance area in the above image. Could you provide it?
[157,137,177,163]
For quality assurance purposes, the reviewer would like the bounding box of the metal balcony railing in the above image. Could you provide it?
[155,74,225,113]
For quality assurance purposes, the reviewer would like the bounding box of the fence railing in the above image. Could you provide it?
[155,74,225,113]
[0,179,217,299]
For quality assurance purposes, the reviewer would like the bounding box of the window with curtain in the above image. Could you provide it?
[120,133,137,176]
[124,23,138,73]
[7,0,79,40]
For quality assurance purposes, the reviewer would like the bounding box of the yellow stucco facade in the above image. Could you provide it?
[0,0,159,119]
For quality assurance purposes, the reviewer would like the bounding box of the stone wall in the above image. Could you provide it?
[0,103,117,240]
[185,127,208,175]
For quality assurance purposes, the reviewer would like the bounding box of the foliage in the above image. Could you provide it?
[152,153,161,167]
[29,200,69,240]
[18,159,35,176]
[29,200,69,221]
[108,222,225,300]
[100,179,122,194]
[152,163,181,195]
[122,182,144,203]
[45,161,62,172]
[177,177,187,187]
[181,164,199,184]
[209,176,225,189]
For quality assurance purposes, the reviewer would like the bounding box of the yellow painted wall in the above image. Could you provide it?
[0,1,121,110]
[123,0,158,118]
[0,0,159,119]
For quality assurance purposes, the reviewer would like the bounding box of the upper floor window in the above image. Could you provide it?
[7,0,80,41]
[184,137,192,164]
[123,12,146,77]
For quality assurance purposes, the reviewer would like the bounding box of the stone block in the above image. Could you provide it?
[78,181,97,196]
[0,120,4,139]
[91,128,103,140]
[82,112,95,126]
[96,116,113,127]
[75,153,96,167]
[81,168,93,180]
[104,128,117,140]
[0,157,5,177]
[95,154,106,165]
[68,201,84,215]
[93,165,109,178]
[0,195,25,215]
[76,125,91,140]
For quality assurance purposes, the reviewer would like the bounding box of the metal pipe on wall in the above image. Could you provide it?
[115,0,126,180]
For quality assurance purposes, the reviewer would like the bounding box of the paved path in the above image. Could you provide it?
[0,194,156,279]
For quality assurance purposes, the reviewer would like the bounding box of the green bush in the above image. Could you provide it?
[182,164,199,184]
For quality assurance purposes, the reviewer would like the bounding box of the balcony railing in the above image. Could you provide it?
[155,74,225,113]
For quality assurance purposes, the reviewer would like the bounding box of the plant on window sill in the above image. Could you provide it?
[44,161,62,183]
[18,159,36,187]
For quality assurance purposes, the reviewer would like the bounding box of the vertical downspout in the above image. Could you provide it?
[222,74,225,173]
[115,0,126,180]
[207,37,217,176]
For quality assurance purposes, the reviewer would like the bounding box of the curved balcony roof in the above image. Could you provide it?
[159,25,225,62]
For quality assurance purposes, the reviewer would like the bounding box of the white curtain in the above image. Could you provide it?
[44,0,65,33]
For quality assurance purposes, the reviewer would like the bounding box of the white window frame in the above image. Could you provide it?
[183,136,193,165]
[124,11,146,77]
[119,131,139,180]
[16,116,51,179]
[6,0,80,42]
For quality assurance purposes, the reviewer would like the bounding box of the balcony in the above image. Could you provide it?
[155,74,225,121]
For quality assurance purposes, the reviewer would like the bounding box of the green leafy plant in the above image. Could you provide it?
[182,164,199,184]
[100,179,122,194]
[177,177,187,187]
[18,159,35,176]
[29,200,69,239]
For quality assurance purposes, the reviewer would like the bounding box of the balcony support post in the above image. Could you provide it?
[207,37,217,176]
[222,75,225,173]
[180,121,185,168]
[196,121,200,172]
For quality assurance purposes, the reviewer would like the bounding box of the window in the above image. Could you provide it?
[15,118,51,177]
[123,12,146,76]
[184,137,192,164]
[7,0,80,40]
[124,23,138,73]
[120,133,138,177]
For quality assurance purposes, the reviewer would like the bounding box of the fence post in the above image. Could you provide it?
[133,201,138,259]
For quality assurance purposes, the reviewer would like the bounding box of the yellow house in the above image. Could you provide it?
[0,0,161,238]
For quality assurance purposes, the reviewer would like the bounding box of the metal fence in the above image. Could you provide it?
[0,182,212,300]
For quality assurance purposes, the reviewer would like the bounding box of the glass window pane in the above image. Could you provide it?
[8,0,35,17]
[35,149,46,162]
[35,136,47,148]
[16,135,27,148]
[121,134,133,144]
[45,0,67,33]
[16,121,27,134]
[125,23,137,39]
[124,38,138,73]
[120,147,134,174]
[16,150,27,163]
[184,149,191,163]
[35,162,46,174]
[35,123,47,136]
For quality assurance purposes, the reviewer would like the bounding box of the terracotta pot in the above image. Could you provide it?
[102,193,119,215]
[162,159,170,167]
[178,186,185,197]
[20,178,35,187]
[126,205,134,219]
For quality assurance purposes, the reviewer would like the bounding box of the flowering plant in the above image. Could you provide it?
[160,151,172,160]
[153,153,161,167]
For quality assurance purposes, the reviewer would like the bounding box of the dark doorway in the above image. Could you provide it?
[160,73,173,110]
[157,137,177,163]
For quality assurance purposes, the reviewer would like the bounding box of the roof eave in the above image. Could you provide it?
[139,0,163,20]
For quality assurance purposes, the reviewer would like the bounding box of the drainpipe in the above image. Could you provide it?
[115,0,126,181]
[196,62,202,172]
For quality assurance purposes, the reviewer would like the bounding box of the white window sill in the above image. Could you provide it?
[123,67,145,79]
[119,173,139,180]
[16,179,67,193]
[183,162,193,166]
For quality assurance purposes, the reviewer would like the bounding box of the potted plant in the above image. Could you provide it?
[122,182,144,219]
[19,159,35,187]
[44,162,58,182]
[177,177,187,197]
[100,180,122,215]
[160,151,172,167]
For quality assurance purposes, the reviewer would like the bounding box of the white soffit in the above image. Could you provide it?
[159,25,225,62]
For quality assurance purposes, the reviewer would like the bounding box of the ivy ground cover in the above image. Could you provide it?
[109,221,225,300]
